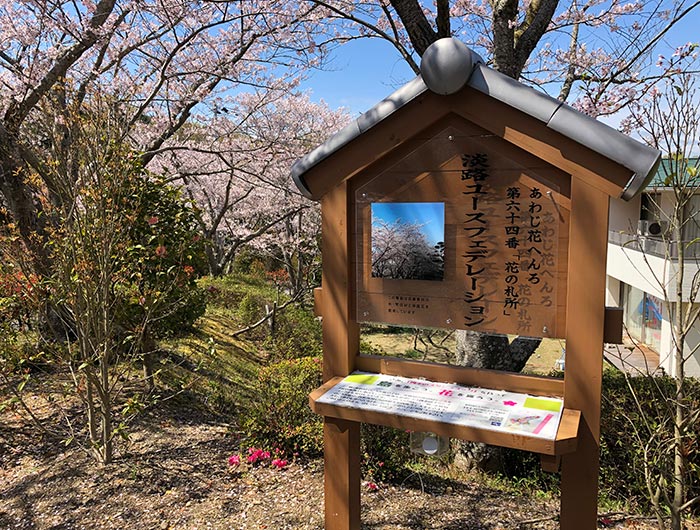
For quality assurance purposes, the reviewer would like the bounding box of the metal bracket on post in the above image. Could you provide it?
[314,287,323,318]
[603,307,623,344]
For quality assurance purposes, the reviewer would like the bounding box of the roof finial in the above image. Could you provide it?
[420,38,482,95]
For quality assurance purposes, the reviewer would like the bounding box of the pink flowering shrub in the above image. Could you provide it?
[243,356,416,485]
[271,458,288,469]
[247,448,271,464]
[227,447,289,471]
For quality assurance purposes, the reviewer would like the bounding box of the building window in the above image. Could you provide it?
[642,192,662,222]
[622,284,663,352]
[644,294,663,352]
[682,194,700,243]
[623,284,644,342]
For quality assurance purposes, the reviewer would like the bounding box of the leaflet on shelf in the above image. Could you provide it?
[315,372,563,440]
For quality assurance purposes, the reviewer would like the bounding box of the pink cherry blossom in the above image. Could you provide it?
[155,92,349,280]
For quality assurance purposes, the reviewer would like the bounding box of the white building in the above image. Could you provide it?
[606,160,700,377]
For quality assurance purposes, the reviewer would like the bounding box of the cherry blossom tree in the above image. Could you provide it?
[152,92,349,285]
[0,0,328,273]
[308,0,700,114]
[371,219,444,280]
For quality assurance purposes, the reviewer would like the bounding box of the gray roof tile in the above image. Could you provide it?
[291,38,661,201]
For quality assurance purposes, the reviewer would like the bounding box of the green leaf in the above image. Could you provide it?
[17,375,29,392]
[685,238,700,250]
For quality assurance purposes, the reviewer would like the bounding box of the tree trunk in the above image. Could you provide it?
[98,340,114,465]
[0,155,52,271]
[100,391,113,465]
[86,376,99,452]
[455,331,541,372]
[670,220,686,530]
[389,0,449,56]
[454,330,542,471]
[204,243,224,277]
[142,330,157,391]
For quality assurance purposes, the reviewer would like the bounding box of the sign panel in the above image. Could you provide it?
[316,372,564,440]
[355,126,569,337]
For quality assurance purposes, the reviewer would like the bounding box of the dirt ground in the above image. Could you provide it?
[0,395,663,530]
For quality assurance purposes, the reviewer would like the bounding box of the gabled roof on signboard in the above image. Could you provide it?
[291,38,661,202]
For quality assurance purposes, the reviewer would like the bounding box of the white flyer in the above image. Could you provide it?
[316,372,563,440]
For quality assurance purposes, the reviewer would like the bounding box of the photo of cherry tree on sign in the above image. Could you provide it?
[371,203,445,281]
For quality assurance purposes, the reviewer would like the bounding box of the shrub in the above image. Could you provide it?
[243,356,324,456]
[114,173,208,339]
[249,259,267,280]
[265,304,322,361]
[361,424,416,482]
[600,372,700,514]
[495,372,700,513]
[237,293,265,326]
[498,447,559,492]
[154,287,207,337]
[232,249,257,275]
[242,353,420,482]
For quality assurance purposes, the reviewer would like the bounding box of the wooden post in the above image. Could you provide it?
[324,418,361,527]
[321,181,361,530]
[560,176,609,529]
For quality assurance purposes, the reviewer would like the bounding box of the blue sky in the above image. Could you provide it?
[299,15,699,119]
[298,38,415,117]
[372,202,445,246]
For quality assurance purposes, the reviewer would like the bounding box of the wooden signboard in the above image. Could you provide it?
[291,46,657,527]
[308,116,604,530]
[355,125,569,338]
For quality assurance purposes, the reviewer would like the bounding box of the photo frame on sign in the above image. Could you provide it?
[370,202,445,282]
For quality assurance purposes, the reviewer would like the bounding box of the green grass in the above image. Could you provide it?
[158,275,282,415]
[361,324,564,376]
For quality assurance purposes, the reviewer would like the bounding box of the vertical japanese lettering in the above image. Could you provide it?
[462,153,490,327]
[503,186,521,318]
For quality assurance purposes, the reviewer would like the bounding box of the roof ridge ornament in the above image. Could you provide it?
[420,38,483,95]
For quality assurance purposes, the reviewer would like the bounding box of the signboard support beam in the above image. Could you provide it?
[560,176,609,529]
[321,181,361,530]
[324,417,361,530]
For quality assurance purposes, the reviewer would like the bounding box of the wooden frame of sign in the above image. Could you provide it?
[303,86,628,530]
